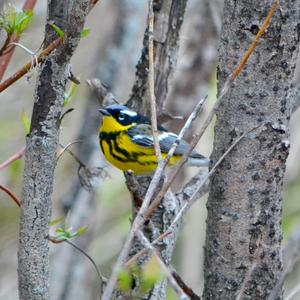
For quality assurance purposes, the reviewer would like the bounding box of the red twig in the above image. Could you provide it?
[22,0,37,11]
[0,0,37,81]
[0,37,63,93]
[0,146,26,170]
[172,271,201,300]
[0,184,21,207]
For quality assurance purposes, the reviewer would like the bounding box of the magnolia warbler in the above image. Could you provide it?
[98,104,210,175]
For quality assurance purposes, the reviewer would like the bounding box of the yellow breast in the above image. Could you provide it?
[99,117,180,175]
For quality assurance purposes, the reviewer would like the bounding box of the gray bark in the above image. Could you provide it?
[50,1,146,299]
[110,1,189,299]
[18,1,90,299]
[203,1,300,299]
[127,0,188,115]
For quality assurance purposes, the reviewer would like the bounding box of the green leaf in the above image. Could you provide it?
[75,226,88,237]
[49,216,64,227]
[14,10,33,35]
[21,110,30,134]
[55,227,65,234]
[80,28,91,38]
[53,224,88,241]
[140,256,164,293]
[63,82,78,106]
[49,22,65,38]
[1,5,33,36]
[117,269,132,292]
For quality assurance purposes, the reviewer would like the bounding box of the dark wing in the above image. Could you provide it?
[127,124,201,157]
[158,132,203,158]
[127,124,154,148]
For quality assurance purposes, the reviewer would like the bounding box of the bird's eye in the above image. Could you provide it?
[118,113,125,121]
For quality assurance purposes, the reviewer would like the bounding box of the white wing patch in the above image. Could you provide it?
[131,134,153,147]
[158,132,178,142]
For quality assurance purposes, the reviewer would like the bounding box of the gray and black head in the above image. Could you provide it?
[99,104,148,126]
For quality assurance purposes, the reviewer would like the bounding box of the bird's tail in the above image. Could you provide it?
[187,153,210,167]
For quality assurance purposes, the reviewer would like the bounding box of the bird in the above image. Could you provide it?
[98,104,210,175]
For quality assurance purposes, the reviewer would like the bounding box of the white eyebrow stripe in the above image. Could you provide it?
[121,110,137,117]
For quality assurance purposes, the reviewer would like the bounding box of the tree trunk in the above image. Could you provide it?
[18,1,90,299]
[50,2,146,299]
[203,1,300,299]
[109,1,190,298]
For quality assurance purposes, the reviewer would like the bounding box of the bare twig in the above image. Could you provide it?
[285,283,300,300]
[142,0,279,221]
[145,126,258,220]
[136,230,189,299]
[56,140,82,162]
[171,270,201,300]
[127,126,258,271]
[0,0,37,81]
[9,42,36,56]
[59,142,86,167]
[0,183,21,207]
[64,239,107,296]
[125,230,172,268]
[0,37,63,93]
[148,0,162,164]
[229,0,279,83]
[168,127,257,223]
[103,1,278,297]
[0,182,105,298]
[0,146,26,170]
[102,95,207,299]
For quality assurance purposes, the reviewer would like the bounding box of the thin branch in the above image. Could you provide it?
[0,146,26,170]
[142,0,279,221]
[0,183,21,207]
[56,140,82,162]
[0,185,106,298]
[128,126,258,270]
[9,42,36,56]
[125,231,172,268]
[0,37,63,93]
[148,0,162,164]
[103,2,278,297]
[171,271,201,300]
[102,95,206,300]
[65,239,107,296]
[22,0,37,10]
[0,182,104,289]
[146,125,260,221]
[58,142,86,167]
[285,283,300,300]
[229,0,279,83]
[0,0,37,81]
[136,230,189,300]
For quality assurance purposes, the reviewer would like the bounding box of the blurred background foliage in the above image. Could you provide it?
[0,0,300,299]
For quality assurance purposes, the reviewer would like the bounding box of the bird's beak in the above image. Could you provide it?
[98,108,110,116]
